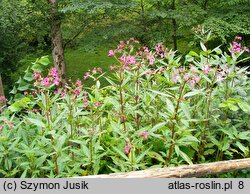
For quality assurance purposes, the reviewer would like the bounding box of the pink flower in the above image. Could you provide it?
[121,116,126,122]
[130,45,134,52]
[203,65,210,74]
[217,75,223,82]
[173,75,178,83]
[184,73,190,81]
[194,76,200,83]
[74,88,81,96]
[244,47,250,52]
[119,55,126,63]
[24,92,28,96]
[50,68,58,77]
[83,97,88,102]
[190,65,196,73]
[53,78,60,86]
[0,126,3,130]
[92,68,97,74]
[109,66,117,70]
[33,71,41,80]
[189,80,195,88]
[94,102,101,107]
[76,80,82,87]
[123,66,130,71]
[83,103,88,109]
[140,131,148,140]
[146,69,154,75]
[126,55,136,65]
[159,68,165,73]
[149,56,155,65]
[125,144,131,155]
[97,67,103,73]
[42,77,50,87]
[160,53,165,58]
[231,41,242,54]
[108,50,115,57]
[84,72,90,80]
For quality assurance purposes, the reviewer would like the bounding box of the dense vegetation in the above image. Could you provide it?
[0,0,250,178]
[0,36,250,177]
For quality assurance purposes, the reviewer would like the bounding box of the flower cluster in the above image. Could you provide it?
[231,36,250,54]
[84,67,103,80]
[173,65,200,88]
[125,143,132,155]
[0,96,7,103]
[108,38,168,72]
[33,68,61,88]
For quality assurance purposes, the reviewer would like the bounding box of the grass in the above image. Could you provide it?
[65,46,117,82]
[17,45,118,88]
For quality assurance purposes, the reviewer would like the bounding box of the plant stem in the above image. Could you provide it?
[166,81,186,165]
[119,66,126,131]
[197,88,212,161]
[135,66,140,130]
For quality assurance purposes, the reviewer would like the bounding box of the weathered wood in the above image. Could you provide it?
[77,158,250,178]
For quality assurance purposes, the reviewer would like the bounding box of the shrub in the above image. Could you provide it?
[0,37,249,177]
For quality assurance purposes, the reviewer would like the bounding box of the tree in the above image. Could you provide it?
[48,0,66,80]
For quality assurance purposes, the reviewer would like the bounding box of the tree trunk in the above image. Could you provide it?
[172,0,178,51]
[0,74,6,110]
[203,0,209,10]
[48,0,66,80]
[76,158,250,178]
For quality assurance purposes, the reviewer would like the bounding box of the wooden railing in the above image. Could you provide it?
[76,158,250,178]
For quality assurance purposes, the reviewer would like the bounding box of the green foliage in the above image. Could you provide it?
[0,38,249,177]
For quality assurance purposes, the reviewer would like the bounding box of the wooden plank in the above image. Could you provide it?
[76,158,250,178]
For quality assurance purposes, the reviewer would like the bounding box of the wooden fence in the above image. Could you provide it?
[76,158,250,178]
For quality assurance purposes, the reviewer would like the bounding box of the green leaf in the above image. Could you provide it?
[24,71,34,82]
[188,51,199,57]
[112,146,128,161]
[165,98,174,113]
[8,97,31,112]
[175,145,193,164]
[148,89,173,98]
[228,104,239,112]
[151,122,167,132]
[238,131,250,141]
[237,101,250,113]
[136,147,152,163]
[17,78,30,91]
[180,102,191,119]
[27,118,45,128]
[38,56,50,66]
[55,135,67,151]
[10,86,17,94]
[21,169,28,178]
[31,63,43,71]
[204,149,215,156]
[177,135,199,145]
[35,155,47,167]
[148,151,165,163]
[200,42,207,52]
[183,90,202,98]
[235,142,249,156]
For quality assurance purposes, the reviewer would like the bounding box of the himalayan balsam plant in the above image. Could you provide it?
[0,36,249,178]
